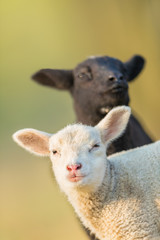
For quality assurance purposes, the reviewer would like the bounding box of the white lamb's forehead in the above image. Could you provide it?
[50,124,100,148]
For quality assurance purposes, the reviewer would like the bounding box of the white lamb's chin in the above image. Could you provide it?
[63,176,95,192]
[68,176,89,188]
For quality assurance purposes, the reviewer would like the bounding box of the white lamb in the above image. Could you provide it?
[13,106,160,240]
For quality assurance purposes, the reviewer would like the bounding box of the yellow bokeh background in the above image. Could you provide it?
[1,1,160,240]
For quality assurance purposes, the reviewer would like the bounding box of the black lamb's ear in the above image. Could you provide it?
[32,69,74,90]
[124,55,145,82]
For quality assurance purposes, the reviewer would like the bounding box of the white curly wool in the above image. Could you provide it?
[68,141,160,240]
[13,106,160,240]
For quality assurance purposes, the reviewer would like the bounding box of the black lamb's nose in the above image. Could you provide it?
[108,74,124,83]
[118,74,124,81]
[108,76,116,82]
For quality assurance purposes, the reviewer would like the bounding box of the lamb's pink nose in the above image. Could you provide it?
[66,163,82,172]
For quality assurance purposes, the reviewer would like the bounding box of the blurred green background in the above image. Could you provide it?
[1,0,160,240]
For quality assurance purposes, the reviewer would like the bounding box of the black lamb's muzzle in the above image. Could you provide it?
[111,82,128,93]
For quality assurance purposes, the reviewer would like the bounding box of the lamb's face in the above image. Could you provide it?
[72,57,130,115]
[49,124,107,193]
[13,106,131,194]
[32,55,144,125]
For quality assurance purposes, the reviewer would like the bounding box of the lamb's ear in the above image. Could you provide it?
[12,128,52,156]
[96,106,131,145]
[32,69,74,90]
[124,55,145,81]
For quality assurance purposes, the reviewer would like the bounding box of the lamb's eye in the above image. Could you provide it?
[89,144,100,152]
[93,144,100,148]
[78,67,92,81]
[78,73,86,78]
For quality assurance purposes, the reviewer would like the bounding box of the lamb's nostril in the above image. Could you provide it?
[119,75,123,80]
[108,76,116,82]
[67,163,82,171]
[76,163,82,170]
[66,165,72,171]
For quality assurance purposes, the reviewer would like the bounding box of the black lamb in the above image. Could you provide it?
[32,55,152,156]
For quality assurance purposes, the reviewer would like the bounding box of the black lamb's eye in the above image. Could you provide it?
[77,67,92,81]
[78,73,86,78]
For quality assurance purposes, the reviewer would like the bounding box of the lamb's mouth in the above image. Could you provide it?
[67,175,86,182]
[111,86,126,93]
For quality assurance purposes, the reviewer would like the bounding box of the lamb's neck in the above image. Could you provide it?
[73,101,129,126]
[74,104,102,126]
